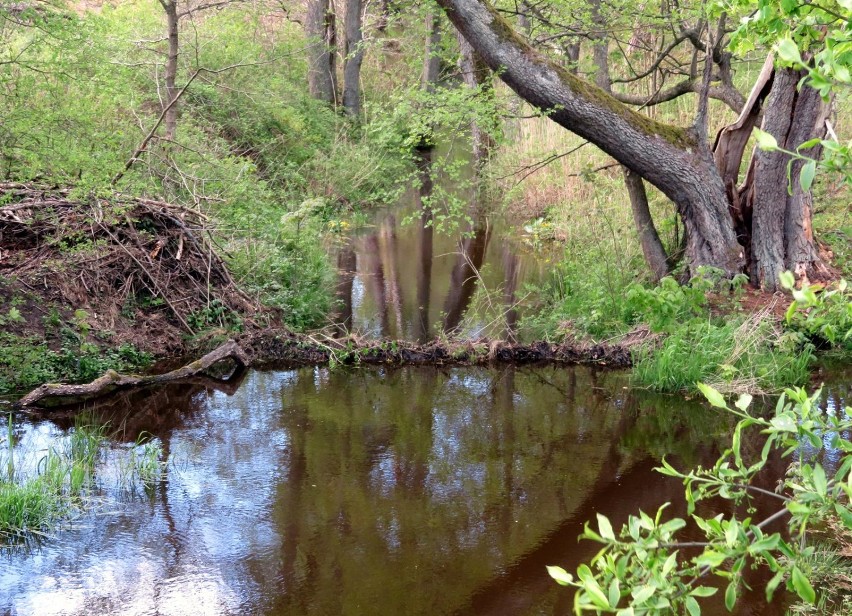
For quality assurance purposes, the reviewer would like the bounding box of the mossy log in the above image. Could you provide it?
[14,333,638,409]
[16,340,248,409]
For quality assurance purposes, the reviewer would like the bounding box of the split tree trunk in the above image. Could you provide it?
[343,0,365,117]
[436,0,743,277]
[743,67,830,290]
[306,0,338,105]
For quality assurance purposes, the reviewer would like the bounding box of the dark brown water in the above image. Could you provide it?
[4,365,845,615]
[331,152,546,342]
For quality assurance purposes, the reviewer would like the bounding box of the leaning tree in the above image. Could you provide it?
[435,0,843,289]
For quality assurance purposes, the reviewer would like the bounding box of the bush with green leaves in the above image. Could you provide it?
[781,273,852,351]
[548,383,852,614]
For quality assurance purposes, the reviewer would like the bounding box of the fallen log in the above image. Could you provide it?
[16,340,248,409]
[15,332,640,409]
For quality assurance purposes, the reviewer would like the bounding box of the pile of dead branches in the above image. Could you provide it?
[0,182,259,351]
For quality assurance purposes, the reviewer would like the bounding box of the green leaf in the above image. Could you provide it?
[662,552,678,576]
[834,504,852,530]
[791,566,816,603]
[725,521,739,547]
[632,585,655,604]
[608,578,621,609]
[776,39,803,65]
[749,534,781,554]
[766,570,785,602]
[735,393,753,411]
[799,160,816,192]
[690,586,718,597]
[697,382,728,409]
[685,596,701,616]
[597,513,615,542]
[725,582,737,611]
[778,270,794,289]
[546,565,573,586]
[695,550,727,568]
[797,138,822,151]
[583,579,612,610]
[754,128,779,151]
[812,464,827,497]
[657,457,680,477]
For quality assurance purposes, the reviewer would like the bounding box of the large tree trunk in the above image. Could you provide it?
[590,0,610,91]
[306,0,338,105]
[423,12,442,90]
[712,53,775,265]
[343,0,364,118]
[436,0,743,276]
[743,67,830,290]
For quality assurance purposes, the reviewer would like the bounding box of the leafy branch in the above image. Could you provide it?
[547,378,852,614]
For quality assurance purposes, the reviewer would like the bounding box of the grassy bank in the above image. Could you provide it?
[0,1,426,395]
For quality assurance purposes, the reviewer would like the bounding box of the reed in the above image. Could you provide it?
[0,414,163,542]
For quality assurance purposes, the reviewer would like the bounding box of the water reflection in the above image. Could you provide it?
[1,367,847,615]
[332,151,542,342]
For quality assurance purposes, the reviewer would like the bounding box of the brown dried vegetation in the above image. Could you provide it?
[0,182,260,355]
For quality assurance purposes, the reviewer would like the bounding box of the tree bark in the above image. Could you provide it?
[624,167,670,281]
[422,12,442,91]
[160,0,179,141]
[436,0,743,276]
[17,340,249,408]
[745,67,830,289]
[343,0,364,117]
[306,0,338,105]
[590,0,610,91]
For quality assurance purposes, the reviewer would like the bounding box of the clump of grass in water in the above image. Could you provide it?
[118,433,165,492]
[0,414,164,542]
[0,414,105,541]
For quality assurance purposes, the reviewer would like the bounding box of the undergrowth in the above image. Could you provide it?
[523,265,827,393]
[0,333,152,397]
[631,314,814,393]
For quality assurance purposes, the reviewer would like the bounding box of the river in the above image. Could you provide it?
[0,153,848,614]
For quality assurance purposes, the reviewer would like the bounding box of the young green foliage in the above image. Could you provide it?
[549,383,852,613]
